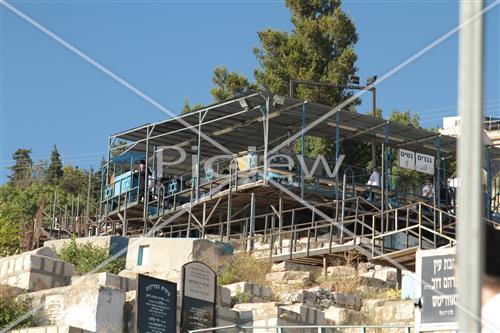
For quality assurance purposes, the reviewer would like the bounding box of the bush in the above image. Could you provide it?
[57,238,125,274]
[231,291,251,307]
[216,252,271,286]
[0,286,43,329]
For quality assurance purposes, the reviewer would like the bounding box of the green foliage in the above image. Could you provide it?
[211,66,255,102]
[216,252,271,286]
[0,286,43,329]
[57,238,125,274]
[231,291,251,307]
[0,183,60,256]
[387,109,423,192]
[57,166,87,195]
[47,145,63,184]
[389,109,420,128]
[253,0,358,107]
[9,148,33,187]
[0,201,23,257]
[182,99,206,114]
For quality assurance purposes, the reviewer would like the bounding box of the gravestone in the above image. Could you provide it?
[136,274,177,333]
[44,294,64,324]
[180,261,217,333]
[415,248,458,332]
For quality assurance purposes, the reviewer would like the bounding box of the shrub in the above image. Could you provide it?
[216,252,271,286]
[57,238,125,274]
[231,291,251,307]
[0,286,43,329]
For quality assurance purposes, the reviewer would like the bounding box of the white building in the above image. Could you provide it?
[439,116,500,147]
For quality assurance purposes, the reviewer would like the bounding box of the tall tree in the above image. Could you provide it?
[47,144,64,183]
[253,0,358,106]
[9,148,33,187]
[254,0,362,167]
[211,66,255,102]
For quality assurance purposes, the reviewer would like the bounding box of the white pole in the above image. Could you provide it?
[457,0,485,331]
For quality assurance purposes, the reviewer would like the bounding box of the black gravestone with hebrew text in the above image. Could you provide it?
[180,261,217,333]
[136,274,177,333]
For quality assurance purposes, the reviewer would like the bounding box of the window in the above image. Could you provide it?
[137,245,150,266]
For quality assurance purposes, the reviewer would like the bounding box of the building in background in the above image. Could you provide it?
[440,116,500,147]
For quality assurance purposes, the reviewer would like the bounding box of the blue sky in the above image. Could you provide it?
[0,0,499,183]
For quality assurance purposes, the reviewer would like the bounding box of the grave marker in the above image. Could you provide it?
[180,261,217,333]
[136,274,177,333]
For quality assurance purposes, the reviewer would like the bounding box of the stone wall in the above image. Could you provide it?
[123,237,232,283]
[11,326,93,333]
[0,249,75,292]
[44,236,129,258]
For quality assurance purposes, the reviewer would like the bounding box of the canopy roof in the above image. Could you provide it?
[111,92,500,174]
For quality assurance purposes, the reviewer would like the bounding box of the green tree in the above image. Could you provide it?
[58,166,87,195]
[253,0,358,106]
[47,144,63,184]
[388,109,423,193]
[211,66,255,102]
[182,99,206,114]
[0,201,24,256]
[9,148,33,187]
[252,0,363,168]
[0,183,59,255]
[389,109,420,128]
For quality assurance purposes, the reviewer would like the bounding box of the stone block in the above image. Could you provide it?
[124,237,232,277]
[224,282,272,301]
[327,265,356,278]
[25,255,43,271]
[331,292,362,309]
[15,256,25,272]
[233,302,281,320]
[217,286,231,308]
[271,262,320,273]
[265,271,312,284]
[44,258,55,273]
[24,284,125,333]
[10,326,93,333]
[360,299,414,324]
[323,306,351,324]
[71,272,135,292]
[359,275,397,289]
[280,303,326,325]
[0,252,75,292]
[216,306,253,326]
[26,247,59,259]
[276,291,304,304]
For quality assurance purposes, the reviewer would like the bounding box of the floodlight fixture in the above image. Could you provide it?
[366,76,378,86]
[348,75,360,85]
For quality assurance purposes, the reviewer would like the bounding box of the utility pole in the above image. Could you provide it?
[457,1,484,332]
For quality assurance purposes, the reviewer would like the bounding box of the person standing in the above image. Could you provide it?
[366,167,380,201]
[137,160,152,202]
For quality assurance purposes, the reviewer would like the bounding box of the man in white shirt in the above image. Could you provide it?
[367,168,380,187]
[366,168,380,201]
